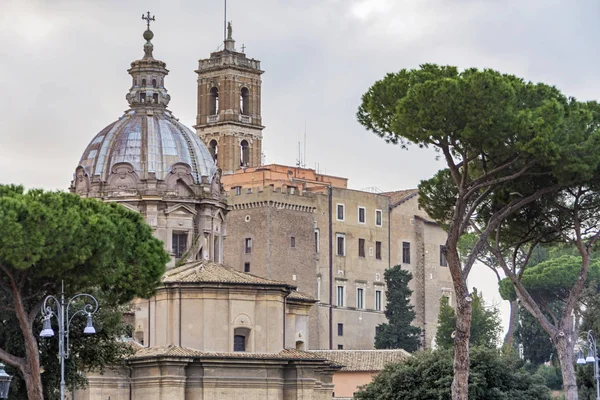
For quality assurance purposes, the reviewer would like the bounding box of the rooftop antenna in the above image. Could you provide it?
[303,120,307,168]
[223,0,227,41]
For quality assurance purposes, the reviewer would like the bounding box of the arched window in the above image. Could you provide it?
[209,139,218,161]
[139,92,146,103]
[141,79,146,87]
[152,79,157,88]
[240,87,250,115]
[240,140,249,167]
[209,87,219,115]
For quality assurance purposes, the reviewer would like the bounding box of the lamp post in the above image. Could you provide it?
[39,282,98,400]
[577,330,600,400]
[0,363,12,399]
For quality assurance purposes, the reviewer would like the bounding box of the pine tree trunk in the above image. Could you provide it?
[7,270,44,400]
[503,299,518,350]
[555,334,578,400]
[452,294,472,400]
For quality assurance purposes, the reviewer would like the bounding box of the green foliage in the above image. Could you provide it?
[499,256,600,304]
[355,347,552,400]
[0,185,170,398]
[435,289,502,349]
[535,364,563,391]
[514,305,556,365]
[374,266,421,352]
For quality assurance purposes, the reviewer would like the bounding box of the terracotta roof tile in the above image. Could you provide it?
[383,189,418,207]
[163,260,290,286]
[130,345,332,361]
[309,349,411,371]
[287,290,316,302]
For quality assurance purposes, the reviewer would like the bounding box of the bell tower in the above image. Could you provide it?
[195,22,264,175]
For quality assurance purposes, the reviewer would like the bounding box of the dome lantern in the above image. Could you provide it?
[125,13,171,109]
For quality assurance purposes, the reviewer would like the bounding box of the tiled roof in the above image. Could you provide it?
[130,345,331,362]
[310,349,411,372]
[163,260,290,287]
[288,290,316,302]
[384,189,418,208]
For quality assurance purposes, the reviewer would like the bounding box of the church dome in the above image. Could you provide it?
[75,25,216,186]
[78,111,216,183]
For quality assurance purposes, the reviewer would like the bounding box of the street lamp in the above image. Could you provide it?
[0,363,12,399]
[39,282,99,400]
[577,330,600,400]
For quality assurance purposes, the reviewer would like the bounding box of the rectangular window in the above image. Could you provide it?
[172,232,188,258]
[440,245,447,267]
[338,344,344,350]
[358,238,365,257]
[235,186,242,195]
[245,238,252,254]
[336,204,345,221]
[244,262,250,272]
[336,234,346,256]
[375,290,382,311]
[375,209,383,227]
[291,236,296,248]
[357,288,364,309]
[337,323,344,336]
[314,229,320,253]
[358,206,366,223]
[376,241,382,260]
[375,326,382,336]
[402,242,411,264]
[337,285,344,307]
[234,335,246,352]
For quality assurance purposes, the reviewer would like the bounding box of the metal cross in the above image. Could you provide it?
[241,44,246,53]
[142,11,155,30]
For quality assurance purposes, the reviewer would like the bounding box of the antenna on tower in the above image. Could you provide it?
[224,0,227,41]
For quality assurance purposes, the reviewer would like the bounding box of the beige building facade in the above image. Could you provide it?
[71,22,339,400]
[77,262,338,400]
[192,25,455,351]
[220,167,454,350]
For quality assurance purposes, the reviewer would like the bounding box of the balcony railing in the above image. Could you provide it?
[207,115,219,123]
[239,115,252,124]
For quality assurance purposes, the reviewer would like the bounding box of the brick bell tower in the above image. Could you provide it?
[195,22,264,175]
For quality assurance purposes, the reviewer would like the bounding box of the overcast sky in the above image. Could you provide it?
[2,0,599,334]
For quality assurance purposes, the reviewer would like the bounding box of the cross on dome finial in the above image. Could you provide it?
[142,11,155,30]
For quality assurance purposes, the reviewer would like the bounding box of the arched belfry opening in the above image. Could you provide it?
[195,29,264,174]
[210,87,219,115]
[240,87,249,115]
[209,139,218,161]
[240,140,249,167]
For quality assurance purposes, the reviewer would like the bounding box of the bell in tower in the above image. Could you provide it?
[194,22,264,175]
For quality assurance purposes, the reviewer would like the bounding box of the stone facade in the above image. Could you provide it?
[72,22,339,400]
[194,28,264,175]
[77,262,338,400]
[387,190,454,348]
[221,167,455,350]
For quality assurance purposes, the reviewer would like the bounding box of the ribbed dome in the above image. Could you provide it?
[78,110,217,183]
